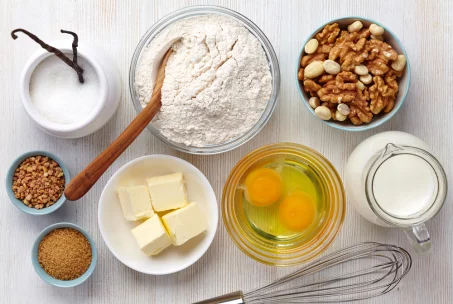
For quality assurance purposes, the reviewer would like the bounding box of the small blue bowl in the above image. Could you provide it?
[296,17,411,131]
[6,151,70,215]
[32,222,97,287]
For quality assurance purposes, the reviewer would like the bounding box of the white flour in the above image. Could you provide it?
[135,15,272,147]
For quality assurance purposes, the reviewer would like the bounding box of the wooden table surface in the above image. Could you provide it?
[1,0,452,303]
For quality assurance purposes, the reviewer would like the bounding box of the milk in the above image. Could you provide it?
[372,154,437,217]
[345,131,447,254]
[345,131,433,226]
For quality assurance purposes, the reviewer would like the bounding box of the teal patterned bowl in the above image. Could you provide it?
[6,150,70,215]
[31,222,97,287]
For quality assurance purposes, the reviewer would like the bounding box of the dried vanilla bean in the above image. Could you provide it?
[60,29,84,83]
[11,28,85,83]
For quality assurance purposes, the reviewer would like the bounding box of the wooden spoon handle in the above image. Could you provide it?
[64,49,172,201]
[64,94,161,201]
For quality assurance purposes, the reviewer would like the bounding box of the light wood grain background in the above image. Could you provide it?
[1,0,452,303]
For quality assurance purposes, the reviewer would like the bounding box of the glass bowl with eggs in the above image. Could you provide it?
[129,6,280,154]
[222,143,346,266]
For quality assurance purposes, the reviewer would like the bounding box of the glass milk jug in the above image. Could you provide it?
[345,131,447,254]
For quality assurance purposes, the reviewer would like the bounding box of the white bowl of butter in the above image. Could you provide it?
[98,155,218,275]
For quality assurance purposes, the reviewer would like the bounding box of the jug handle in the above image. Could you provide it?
[404,223,432,254]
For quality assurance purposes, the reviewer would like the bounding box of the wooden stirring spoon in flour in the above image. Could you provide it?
[64,49,173,201]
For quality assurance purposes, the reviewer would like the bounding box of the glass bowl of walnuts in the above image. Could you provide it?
[296,17,410,131]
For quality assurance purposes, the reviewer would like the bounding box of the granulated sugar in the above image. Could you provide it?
[29,55,100,124]
[135,15,272,147]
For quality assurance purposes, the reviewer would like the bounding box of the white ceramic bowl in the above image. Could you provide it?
[98,155,218,275]
[19,40,121,138]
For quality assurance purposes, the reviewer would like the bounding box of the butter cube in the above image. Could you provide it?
[147,173,188,212]
[117,185,154,221]
[131,214,172,256]
[162,202,207,246]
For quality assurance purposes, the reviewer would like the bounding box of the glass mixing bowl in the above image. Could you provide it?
[129,6,280,155]
[222,143,345,266]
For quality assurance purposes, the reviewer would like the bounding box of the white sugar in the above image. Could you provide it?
[29,55,100,124]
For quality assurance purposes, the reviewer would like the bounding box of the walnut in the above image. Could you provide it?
[318,74,335,83]
[317,72,357,103]
[329,40,369,71]
[366,40,398,62]
[336,71,357,90]
[336,28,371,44]
[366,58,388,76]
[315,23,340,45]
[318,44,333,54]
[300,53,326,67]
[386,68,403,78]
[369,76,397,114]
[317,81,356,103]
[299,21,405,125]
[298,68,304,80]
[303,79,321,95]
[349,102,373,125]
[365,40,398,75]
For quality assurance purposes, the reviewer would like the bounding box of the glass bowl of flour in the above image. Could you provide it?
[130,6,280,154]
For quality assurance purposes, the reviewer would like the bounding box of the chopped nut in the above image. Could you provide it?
[11,156,65,210]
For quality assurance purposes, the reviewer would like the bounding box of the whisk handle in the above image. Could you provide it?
[192,291,244,304]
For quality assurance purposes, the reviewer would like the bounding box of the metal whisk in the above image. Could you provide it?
[194,242,412,303]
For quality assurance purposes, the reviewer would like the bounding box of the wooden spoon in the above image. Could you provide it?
[64,49,173,201]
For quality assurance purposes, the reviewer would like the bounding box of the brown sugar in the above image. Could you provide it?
[37,228,92,280]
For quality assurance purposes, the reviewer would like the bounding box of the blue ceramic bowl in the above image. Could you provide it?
[31,222,97,287]
[6,151,70,215]
[296,17,411,131]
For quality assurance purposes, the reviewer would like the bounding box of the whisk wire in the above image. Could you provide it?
[242,242,411,303]
[248,260,398,300]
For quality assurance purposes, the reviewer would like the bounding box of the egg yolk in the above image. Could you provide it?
[279,192,316,232]
[244,168,283,207]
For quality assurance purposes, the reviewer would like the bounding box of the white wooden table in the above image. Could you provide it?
[1,0,452,303]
